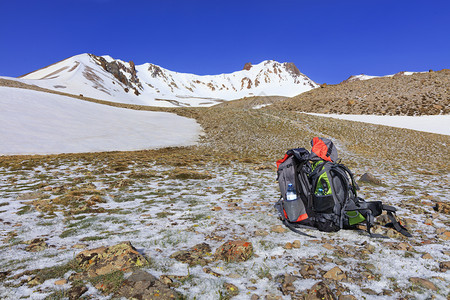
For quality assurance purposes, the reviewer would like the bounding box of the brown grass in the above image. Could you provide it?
[0,79,448,174]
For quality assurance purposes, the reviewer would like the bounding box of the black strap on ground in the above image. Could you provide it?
[386,211,412,237]
[283,219,317,238]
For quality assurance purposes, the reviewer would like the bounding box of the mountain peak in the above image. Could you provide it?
[18,53,318,107]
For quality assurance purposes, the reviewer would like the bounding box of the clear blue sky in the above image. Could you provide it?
[1,0,449,84]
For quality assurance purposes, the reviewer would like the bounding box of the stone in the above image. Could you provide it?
[270,225,287,233]
[409,277,437,291]
[251,294,260,300]
[284,242,293,249]
[159,275,173,285]
[375,214,391,226]
[300,264,317,278]
[68,285,88,300]
[224,282,239,297]
[214,240,253,262]
[306,281,336,300]
[359,173,383,185]
[339,295,357,300]
[322,243,335,250]
[439,261,450,272]
[437,231,450,240]
[397,242,413,251]
[434,202,450,214]
[24,238,48,252]
[203,267,222,277]
[0,271,9,281]
[361,288,378,295]
[254,230,269,236]
[323,266,346,281]
[74,241,148,278]
[116,270,182,299]
[265,295,282,300]
[276,274,299,296]
[292,240,301,248]
[171,242,212,266]
[421,253,433,259]
[54,279,67,285]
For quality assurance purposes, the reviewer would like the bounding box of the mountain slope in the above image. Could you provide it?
[270,69,450,115]
[15,53,318,107]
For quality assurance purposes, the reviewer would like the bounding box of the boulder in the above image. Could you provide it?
[214,240,253,262]
[74,241,148,278]
[116,269,181,299]
[359,173,383,185]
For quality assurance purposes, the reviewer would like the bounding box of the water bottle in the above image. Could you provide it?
[284,183,303,221]
[317,187,324,195]
[286,183,297,201]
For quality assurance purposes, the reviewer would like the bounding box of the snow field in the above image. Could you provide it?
[0,87,201,155]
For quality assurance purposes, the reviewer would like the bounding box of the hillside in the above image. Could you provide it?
[269,69,450,116]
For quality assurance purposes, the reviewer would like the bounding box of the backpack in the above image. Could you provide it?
[275,137,411,238]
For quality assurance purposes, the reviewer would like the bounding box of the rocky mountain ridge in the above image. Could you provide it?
[14,53,318,107]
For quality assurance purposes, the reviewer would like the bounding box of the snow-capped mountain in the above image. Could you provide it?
[342,71,420,83]
[16,53,318,107]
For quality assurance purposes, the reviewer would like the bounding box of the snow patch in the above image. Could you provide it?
[305,113,450,136]
[0,87,201,155]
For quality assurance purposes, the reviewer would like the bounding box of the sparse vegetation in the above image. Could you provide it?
[0,79,448,299]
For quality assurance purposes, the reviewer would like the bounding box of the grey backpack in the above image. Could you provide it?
[275,138,412,238]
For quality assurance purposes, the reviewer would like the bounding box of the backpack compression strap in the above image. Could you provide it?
[345,201,412,238]
[274,199,316,238]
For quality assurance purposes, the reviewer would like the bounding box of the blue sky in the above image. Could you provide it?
[1,0,449,84]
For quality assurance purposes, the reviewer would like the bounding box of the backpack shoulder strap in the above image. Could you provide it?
[334,163,359,196]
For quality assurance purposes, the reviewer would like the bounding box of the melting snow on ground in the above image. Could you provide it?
[0,87,201,155]
[0,160,448,299]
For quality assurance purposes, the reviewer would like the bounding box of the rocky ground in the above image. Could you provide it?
[270,70,450,116]
[0,80,449,299]
[0,146,448,299]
